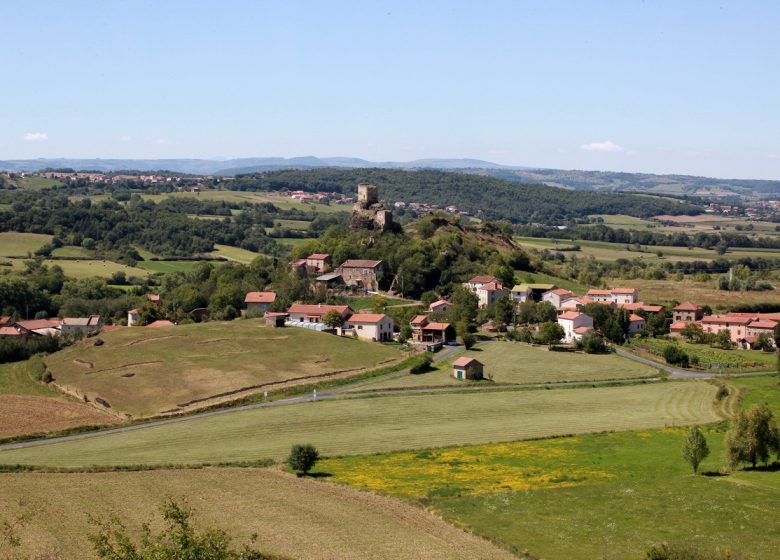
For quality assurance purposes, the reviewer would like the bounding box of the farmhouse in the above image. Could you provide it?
[13,319,60,337]
[542,288,574,309]
[60,315,102,336]
[306,253,331,272]
[510,284,533,303]
[586,288,638,305]
[557,311,593,343]
[287,303,353,323]
[342,313,395,342]
[673,302,704,323]
[244,291,277,314]
[620,302,664,315]
[559,295,595,312]
[452,357,484,381]
[428,299,451,315]
[314,272,346,289]
[700,315,750,343]
[628,313,645,335]
[409,315,454,344]
[464,275,498,292]
[464,276,509,309]
[745,319,778,347]
[336,259,384,292]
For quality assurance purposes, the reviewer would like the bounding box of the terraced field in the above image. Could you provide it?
[0,381,720,467]
[0,468,514,560]
[45,320,401,418]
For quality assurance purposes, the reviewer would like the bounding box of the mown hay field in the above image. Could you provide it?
[355,342,659,392]
[614,278,780,308]
[0,468,515,560]
[0,360,121,439]
[0,381,720,467]
[45,320,402,418]
[0,232,52,256]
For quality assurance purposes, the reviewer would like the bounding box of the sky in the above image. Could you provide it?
[1,0,778,179]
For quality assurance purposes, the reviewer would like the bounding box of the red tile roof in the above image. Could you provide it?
[0,326,22,336]
[549,288,572,296]
[423,322,450,331]
[629,314,645,322]
[453,357,481,367]
[428,299,450,310]
[15,319,59,331]
[670,321,692,331]
[748,320,778,329]
[481,281,506,291]
[291,259,307,267]
[574,326,591,334]
[559,311,584,320]
[620,303,664,313]
[586,289,613,296]
[346,313,389,324]
[610,288,637,294]
[410,315,429,326]
[0,316,11,326]
[468,275,497,284]
[307,253,330,260]
[674,301,702,311]
[244,291,276,304]
[148,294,160,302]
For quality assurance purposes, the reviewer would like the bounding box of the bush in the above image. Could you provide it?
[646,543,744,560]
[287,444,319,476]
[663,345,689,368]
[409,355,433,374]
[461,332,476,349]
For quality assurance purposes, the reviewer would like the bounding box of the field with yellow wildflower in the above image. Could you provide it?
[321,375,780,560]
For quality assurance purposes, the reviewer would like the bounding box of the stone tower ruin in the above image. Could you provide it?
[350,183,392,232]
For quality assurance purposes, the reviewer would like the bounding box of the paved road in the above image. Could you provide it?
[1,344,774,453]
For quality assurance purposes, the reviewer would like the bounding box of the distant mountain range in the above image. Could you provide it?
[1,157,778,197]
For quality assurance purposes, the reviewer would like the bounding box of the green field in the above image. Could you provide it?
[136,260,202,273]
[0,359,53,398]
[0,468,513,560]
[40,259,148,279]
[320,375,780,559]
[628,338,777,371]
[614,278,780,308]
[0,381,720,467]
[355,342,660,392]
[44,320,402,418]
[139,190,349,214]
[516,235,780,263]
[206,243,263,264]
[49,245,95,258]
[9,176,62,190]
[0,232,52,257]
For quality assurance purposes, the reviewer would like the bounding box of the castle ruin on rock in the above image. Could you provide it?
[349,183,393,232]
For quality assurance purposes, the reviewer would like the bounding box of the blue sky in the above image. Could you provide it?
[1,1,778,179]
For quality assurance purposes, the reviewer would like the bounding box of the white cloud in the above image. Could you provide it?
[119,135,132,142]
[23,132,48,142]
[155,138,169,145]
[579,140,625,153]
[768,153,779,160]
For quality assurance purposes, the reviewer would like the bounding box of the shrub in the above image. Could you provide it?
[663,345,689,368]
[409,355,433,374]
[461,332,476,349]
[287,444,319,476]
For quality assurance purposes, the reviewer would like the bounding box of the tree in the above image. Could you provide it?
[461,331,476,349]
[682,426,710,474]
[287,443,319,476]
[90,499,270,559]
[578,330,608,354]
[663,345,689,368]
[712,329,733,350]
[725,404,780,469]
[680,322,706,344]
[536,321,564,346]
[322,310,345,329]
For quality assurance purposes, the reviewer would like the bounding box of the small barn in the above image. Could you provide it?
[452,357,484,381]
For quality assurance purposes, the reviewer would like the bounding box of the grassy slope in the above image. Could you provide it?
[46,320,401,418]
[0,381,719,467]
[0,359,54,398]
[0,468,515,560]
[617,278,780,308]
[356,342,659,392]
[135,260,202,273]
[0,232,52,257]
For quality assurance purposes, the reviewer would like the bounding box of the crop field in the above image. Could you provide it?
[355,342,659,392]
[627,338,777,371]
[321,376,779,559]
[49,245,95,258]
[206,243,263,263]
[0,381,720,467]
[44,320,402,418]
[516,235,780,263]
[135,260,202,273]
[0,232,52,257]
[0,468,514,560]
[611,278,780,308]
[0,360,121,439]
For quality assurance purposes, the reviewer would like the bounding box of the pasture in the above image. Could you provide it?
[0,232,52,257]
[0,381,720,467]
[44,320,402,418]
[40,259,148,279]
[0,359,121,439]
[613,278,780,308]
[206,243,263,263]
[135,260,202,273]
[355,342,660,392]
[50,245,95,258]
[322,376,780,559]
[0,468,514,560]
[140,189,349,214]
